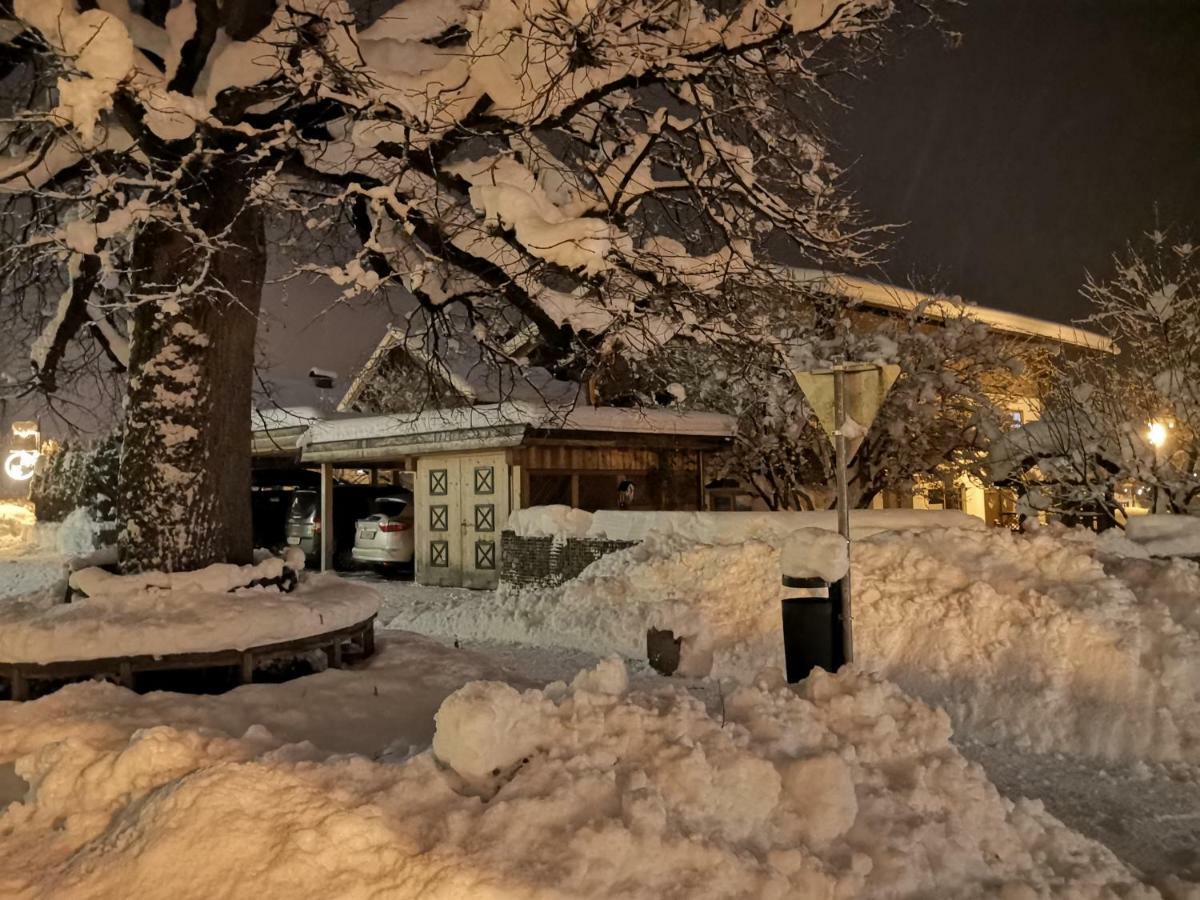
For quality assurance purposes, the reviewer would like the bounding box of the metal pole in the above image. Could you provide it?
[833,365,853,662]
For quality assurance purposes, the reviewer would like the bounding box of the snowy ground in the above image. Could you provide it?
[361,531,1200,891]
[0,631,1162,899]
[2,513,1199,896]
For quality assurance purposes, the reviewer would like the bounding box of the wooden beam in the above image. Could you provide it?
[320,462,335,572]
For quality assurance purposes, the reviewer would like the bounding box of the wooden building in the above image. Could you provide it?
[297,403,735,588]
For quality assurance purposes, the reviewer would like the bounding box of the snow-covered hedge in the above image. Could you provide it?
[27,433,120,525]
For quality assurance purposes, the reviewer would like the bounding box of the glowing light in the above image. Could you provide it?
[4,450,38,482]
[1147,421,1169,449]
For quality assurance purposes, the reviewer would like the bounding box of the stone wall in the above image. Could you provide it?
[500,530,639,590]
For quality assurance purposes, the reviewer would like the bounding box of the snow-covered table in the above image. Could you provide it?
[0,567,381,700]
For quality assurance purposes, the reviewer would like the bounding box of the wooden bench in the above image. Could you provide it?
[2,614,376,701]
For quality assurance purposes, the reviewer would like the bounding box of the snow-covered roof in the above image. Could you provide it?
[252,405,326,431]
[783,269,1117,354]
[252,373,348,450]
[337,325,579,413]
[302,401,736,459]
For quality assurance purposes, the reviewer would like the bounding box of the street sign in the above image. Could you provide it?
[791,363,900,664]
[793,363,900,460]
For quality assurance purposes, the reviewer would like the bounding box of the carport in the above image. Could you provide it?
[298,403,736,589]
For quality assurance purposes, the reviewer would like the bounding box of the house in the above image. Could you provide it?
[251,275,1117,579]
[253,328,735,588]
[783,270,1117,525]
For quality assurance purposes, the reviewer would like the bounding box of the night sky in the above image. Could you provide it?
[828,0,1200,323]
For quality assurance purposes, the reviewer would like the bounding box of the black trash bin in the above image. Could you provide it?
[781,575,845,683]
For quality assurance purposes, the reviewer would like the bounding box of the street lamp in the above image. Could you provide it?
[1146,421,1169,514]
[1147,421,1168,449]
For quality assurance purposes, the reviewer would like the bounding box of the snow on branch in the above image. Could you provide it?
[1,0,901,394]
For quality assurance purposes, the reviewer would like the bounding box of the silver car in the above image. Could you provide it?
[351,496,415,568]
[284,490,320,558]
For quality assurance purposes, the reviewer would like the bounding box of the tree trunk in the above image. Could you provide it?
[117,169,265,573]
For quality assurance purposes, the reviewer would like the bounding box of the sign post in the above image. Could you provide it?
[793,363,900,662]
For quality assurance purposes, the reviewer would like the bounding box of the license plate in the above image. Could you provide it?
[286,536,300,545]
[359,529,376,540]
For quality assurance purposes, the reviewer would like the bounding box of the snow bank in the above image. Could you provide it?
[394,532,786,677]
[508,507,852,582]
[0,570,380,664]
[0,659,1152,899]
[392,526,1200,764]
[1125,514,1200,558]
[853,527,1200,762]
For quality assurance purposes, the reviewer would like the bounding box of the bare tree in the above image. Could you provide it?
[989,228,1200,523]
[0,0,917,571]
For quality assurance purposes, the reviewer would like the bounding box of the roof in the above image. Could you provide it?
[782,269,1117,354]
[301,401,737,461]
[336,325,579,413]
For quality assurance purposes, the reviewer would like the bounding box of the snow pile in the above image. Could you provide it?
[507,504,594,539]
[1125,514,1200,558]
[395,532,786,677]
[0,501,36,552]
[0,568,379,664]
[0,633,512,765]
[69,555,294,597]
[52,507,103,559]
[0,659,1153,899]
[853,527,1200,762]
[390,526,1200,763]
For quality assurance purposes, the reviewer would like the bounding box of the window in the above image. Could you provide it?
[474,503,495,532]
[474,466,494,494]
[429,469,448,495]
[528,473,572,506]
[429,505,449,531]
[475,539,496,570]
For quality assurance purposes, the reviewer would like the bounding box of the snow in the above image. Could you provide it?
[13,0,136,143]
[508,506,984,543]
[303,401,737,448]
[1125,515,1200,558]
[450,156,615,275]
[783,268,1118,353]
[387,524,1200,766]
[0,566,379,664]
[0,502,36,554]
[0,644,1156,899]
[507,504,594,538]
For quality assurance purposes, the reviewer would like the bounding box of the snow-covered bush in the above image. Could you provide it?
[649,289,1024,509]
[27,432,120,525]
